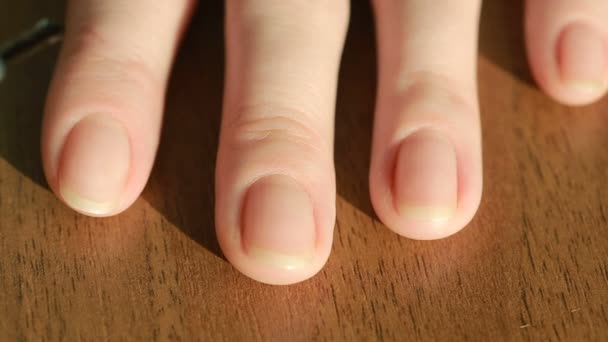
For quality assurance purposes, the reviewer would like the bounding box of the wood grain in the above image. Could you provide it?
[1,1,607,340]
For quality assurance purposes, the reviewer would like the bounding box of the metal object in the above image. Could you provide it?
[0,18,63,82]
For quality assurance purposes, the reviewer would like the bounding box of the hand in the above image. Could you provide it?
[42,0,608,284]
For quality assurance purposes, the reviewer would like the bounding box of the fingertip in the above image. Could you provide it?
[214,150,336,285]
[525,1,608,106]
[371,134,482,241]
[241,175,316,269]
[555,22,608,105]
[389,129,458,239]
[216,174,333,285]
[369,79,483,241]
[217,174,332,285]
[56,114,131,216]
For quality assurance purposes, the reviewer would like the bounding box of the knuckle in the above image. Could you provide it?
[61,24,158,94]
[392,71,479,121]
[400,71,476,110]
[225,108,328,156]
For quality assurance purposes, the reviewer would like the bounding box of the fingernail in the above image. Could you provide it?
[394,129,457,223]
[241,175,315,270]
[558,22,607,91]
[58,114,130,216]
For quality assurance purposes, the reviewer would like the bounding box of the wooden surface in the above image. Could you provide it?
[1,1,607,340]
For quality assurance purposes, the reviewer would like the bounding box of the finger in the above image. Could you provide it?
[42,0,195,216]
[526,0,608,106]
[370,0,483,240]
[217,1,349,285]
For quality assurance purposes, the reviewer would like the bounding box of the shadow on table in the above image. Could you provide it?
[0,3,65,190]
[141,3,225,258]
[478,0,534,86]
[0,48,57,190]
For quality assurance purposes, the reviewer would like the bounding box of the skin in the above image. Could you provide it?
[42,0,608,285]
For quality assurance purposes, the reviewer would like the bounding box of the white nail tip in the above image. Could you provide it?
[566,80,607,93]
[248,247,313,271]
[60,185,116,216]
[401,205,455,223]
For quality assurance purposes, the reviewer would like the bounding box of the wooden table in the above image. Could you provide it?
[1,1,607,340]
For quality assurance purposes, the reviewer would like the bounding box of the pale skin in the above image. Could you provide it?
[42,0,608,285]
